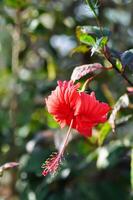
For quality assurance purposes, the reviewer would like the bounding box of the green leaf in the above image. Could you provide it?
[71,45,89,55]
[116,59,123,71]
[85,0,99,19]
[90,37,108,55]
[76,26,111,39]
[96,36,108,48]
[79,34,96,46]
[98,122,111,146]
[76,26,110,56]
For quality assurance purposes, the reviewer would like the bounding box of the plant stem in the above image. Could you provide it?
[59,119,74,156]
[85,0,103,35]
[104,48,133,86]
[85,0,133,86]
[114,67,133,86]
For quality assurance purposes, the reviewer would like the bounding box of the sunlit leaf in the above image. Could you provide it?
[96,37,108,48]
[79,34,96,46]
[116,59,123,71]
[91,36,108,55]
[71,45,89,55]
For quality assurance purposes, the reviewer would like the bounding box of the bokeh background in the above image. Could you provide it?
[0,0,133,199]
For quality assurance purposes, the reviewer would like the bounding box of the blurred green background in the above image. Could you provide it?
[0,0,133,199]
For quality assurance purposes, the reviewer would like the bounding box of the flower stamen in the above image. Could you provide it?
[42,119,73,176]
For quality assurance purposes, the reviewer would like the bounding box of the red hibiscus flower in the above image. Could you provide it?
[75,91,111,137]
[46,80,111,137]
[45,80,81,128]
[42,80,111,176]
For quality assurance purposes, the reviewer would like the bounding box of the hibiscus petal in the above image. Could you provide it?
[45,80,111,137]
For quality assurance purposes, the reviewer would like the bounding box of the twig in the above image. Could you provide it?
[85,0,103,36]
[103,47,133,86]
[85,0,133,87]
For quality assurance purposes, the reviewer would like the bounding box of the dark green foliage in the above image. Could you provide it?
[121,49,133,70]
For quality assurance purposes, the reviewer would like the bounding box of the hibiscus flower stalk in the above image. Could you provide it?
[81,76,96,92]
[42,119,73,176]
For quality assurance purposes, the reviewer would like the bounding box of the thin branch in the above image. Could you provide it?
[85,1,133,86]
[103,47,133,86]
[85,0,103,35]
